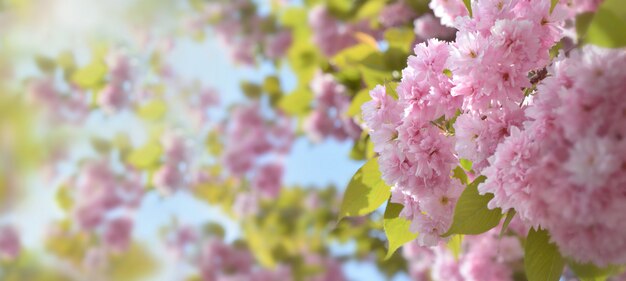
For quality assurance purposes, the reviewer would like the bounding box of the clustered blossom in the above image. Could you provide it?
[304,71,361,143]
[363,0,566,246]
[429,0,469,27]
[403,226,524,281]
[99,51,133,113]
[480,46,626,266]
[27,78,89,122]
[379,0,417,28]
[0,225,20,260]
[165,225,346,281]
[196,237,293,281]
[414,13,456,42]
[222,104,293,199]
[200,0,292,65]
[308,5,378,57]
[70,160,144,253]
[153,133,190,195]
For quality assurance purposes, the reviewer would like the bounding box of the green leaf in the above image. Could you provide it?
[262,76,282,97]
[278,89,313,116]
[459,159,472,171]
[331,43,377,69]
[576,12,595,41]
[137,100,167,121]
[463,0,472,17]
[569,261,621,281]
[347,89,372,118]
[500,209,516,237]
[443,176,502,236]
[447,235,464,260]
[55,186,73,212]
[108,243,157,281]
[384,28,416,52]
[240,81,263,99]
[126,142,162,169]
[525,228,565,281]
[354,0,386,20]
[71,60,107,90]
[585,0,626,48]
[550,0,559,13]
[383,202,418,259]
[452,166,468,185]
[339,158,391,219]
[349,133,368,161]
[35,56,56,73]
[360,65,392,89]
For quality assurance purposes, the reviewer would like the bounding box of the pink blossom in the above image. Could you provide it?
[379,0,417,28]
[0,225,20,260]
[414,14,456,40]
[103,217,133,252]
[480,46,626,266]
[251,163,283,198]
[429,0,469,27]
[98,84,127,113]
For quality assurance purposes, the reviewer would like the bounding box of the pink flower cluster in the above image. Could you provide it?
[71,160,144,253]
[308,5,378,57]
[153,133,190,195]
[222,104,293,199]
[363,0,565,246]
[403,226,524,281]
[164,225,348,281]
[414,13,456,42]
[304,71,361,143]
[27,78,89,123]
[379,0,417,28]
[98,51,133,113]
[0,225,20,260]
[480,46,626,266]
[197,237,292,281]
[204,0,292,65]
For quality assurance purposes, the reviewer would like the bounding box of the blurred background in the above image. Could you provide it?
[0,0,428,280]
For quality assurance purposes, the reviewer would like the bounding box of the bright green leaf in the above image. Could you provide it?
[137,100,167,121]
[384,28,416,51]
[463,0,472,17]
[263,76,282,97]
[585,0,626,48]
[347,89,372,117]
[108,243,157,281]
[500,209,516,237]
[569,261,621,281]
[576,12,595,41]
[331,43,377,69]
[383,202,418,259]
[55,186,73,212]
[278,89,313,116]
[354,0,386,20]
[126,142,162,169]
[525,228,565,281]
[550,0,559,13]
[339,158,391,219]
[459,158,472,171]
[447,235,464,260]
[71,61,107,90]
[443,176,502,236]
